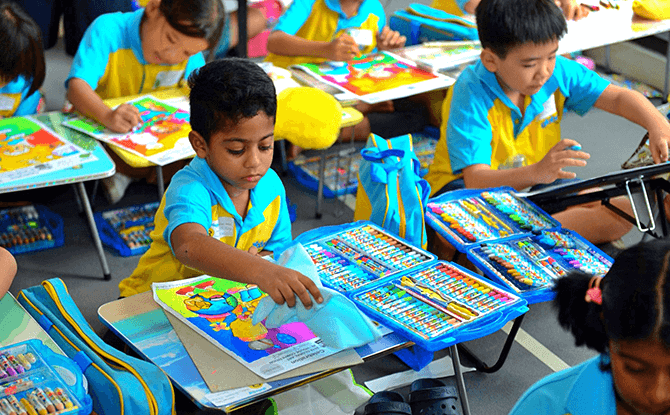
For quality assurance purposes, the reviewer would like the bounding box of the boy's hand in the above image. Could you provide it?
[104,103,142,133]
[377,26,406,51]
[328,34,360,61]
[533,139,590,184]
[256,262,324,309]
[556,0,589,21]
[648,127,670,164]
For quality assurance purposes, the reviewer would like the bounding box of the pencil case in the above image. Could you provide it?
[0,339,92,415]
[18,279,176,415]
[390,4,478,46]
[0,205,64,256]
[94,201,160,257]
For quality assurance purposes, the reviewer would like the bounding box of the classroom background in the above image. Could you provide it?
[3,0,669,413]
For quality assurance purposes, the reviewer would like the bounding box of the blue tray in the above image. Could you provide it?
[94,201,160,257]
[349,260,528,351]
[0,205,64,255]
[467,229,613,305]
[426,186,560,252]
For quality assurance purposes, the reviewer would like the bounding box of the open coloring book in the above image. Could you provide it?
[62,95,195,166]
[152,275,341,379]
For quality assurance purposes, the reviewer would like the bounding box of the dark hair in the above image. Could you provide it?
[0,1,44,96]
[188,58,277,143]
[475,0,567,59]
[554,240,670,355]
[159,0,225,56]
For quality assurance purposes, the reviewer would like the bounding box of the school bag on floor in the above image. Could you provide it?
[18,278,175,415]
[354,133,431,249]
[389,4,478,46]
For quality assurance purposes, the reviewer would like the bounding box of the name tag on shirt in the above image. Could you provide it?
[0,95,16,111]
[212,216,235,240]
[154,70,185,88]
[538,94,557,121]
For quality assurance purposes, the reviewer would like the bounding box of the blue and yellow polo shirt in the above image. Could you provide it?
[424,56,610,195]
[0,75,41,118]
[265,0,385,68]
[510,355,615,414]
[66,9,205,100]
[118,157,293,297]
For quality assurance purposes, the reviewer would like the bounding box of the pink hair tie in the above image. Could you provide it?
[585,276,603,305]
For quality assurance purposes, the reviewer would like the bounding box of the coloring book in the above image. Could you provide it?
[152,275,341,379]
[393,41,481,72]
[62,95,195,166]
[0,116,96,185]
[291,52,454,104]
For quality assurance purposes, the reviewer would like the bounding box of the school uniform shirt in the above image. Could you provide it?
[423,56,610,195]
[0,76,41,117]
[118,157,293,297]
[509,355,616,415]
[265,0,385,68]
[66,9,205,100]
[428,0,468,16]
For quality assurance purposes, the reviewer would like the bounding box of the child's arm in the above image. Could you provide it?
[171,223,323,308]
[462,138,590,190]
[67,78,142,133]
[376,26,406,51]
[0,247,17,298]
[593,85,670,164]
[267,31,361,61]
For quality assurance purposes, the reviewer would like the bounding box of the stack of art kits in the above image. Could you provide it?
[94,201,159,256]
[0,205,64,255]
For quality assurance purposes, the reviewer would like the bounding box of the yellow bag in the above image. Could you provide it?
[633,0,670,20]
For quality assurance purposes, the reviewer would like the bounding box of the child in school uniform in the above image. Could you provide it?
[66,0,225,204]
[0,1,45,118]
[0,247,17,298]
[510,240,670,414]
[424,0,670,250]
[265,0,429,146]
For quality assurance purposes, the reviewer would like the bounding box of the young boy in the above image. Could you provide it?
[118,58,323,310]
[265,0,428,143]
[424,0,670,247]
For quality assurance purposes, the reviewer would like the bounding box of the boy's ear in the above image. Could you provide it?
[480,48,499,73]
[189,131,208,158]
[144,0,160,17]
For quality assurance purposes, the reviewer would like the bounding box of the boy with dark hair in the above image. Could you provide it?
[118,58,323,310]
[424,0,670,247]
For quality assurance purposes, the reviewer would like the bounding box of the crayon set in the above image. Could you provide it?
[352,261,526,350]
[0,341,91,415]
[94,201,159,257]
[298,222,435,292]
[0,206,64,255]
[425,187,560,250]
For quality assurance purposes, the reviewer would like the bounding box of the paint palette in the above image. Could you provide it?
[468,229,613,304]
[94,201,159,256]
[296,221,435,293]
[426,187,559,250]
[0,205,64,255]
[351,261,527,350]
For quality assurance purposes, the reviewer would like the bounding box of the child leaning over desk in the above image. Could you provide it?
[423,0,670,250]
[510,240,670,415]
[117,58,323,310]
[65,0,225,204]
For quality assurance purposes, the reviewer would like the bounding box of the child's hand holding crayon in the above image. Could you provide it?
[532,138,590,184]
[376,26,406,51]
[104,103,143,133]
[328,34,360,61]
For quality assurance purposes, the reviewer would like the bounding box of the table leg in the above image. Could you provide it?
[76,182,112,280]
[449,345,471,415]
[316,154,326,219]
[665,36,670,101]
[156,166,165,199]
[457,314,525,373]
[237,0,247,58]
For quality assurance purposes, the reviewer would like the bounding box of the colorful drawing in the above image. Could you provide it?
[293,52,454,104]
[394,42,481,72]
[62,95,196,166]
[0,117,95,185]
[153,276,340,379]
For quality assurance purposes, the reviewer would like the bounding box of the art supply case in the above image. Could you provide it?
[0,205,64,255]
[94,201,159,256]
[349,261,528,351]
[426,187,560,252]
[466,229,613,304]
[0,339,92,415]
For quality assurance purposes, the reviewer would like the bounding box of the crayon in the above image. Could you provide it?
[53,388,74,410]
[26,394,46,415]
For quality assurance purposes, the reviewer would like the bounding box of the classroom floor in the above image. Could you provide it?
[5,9,668,415]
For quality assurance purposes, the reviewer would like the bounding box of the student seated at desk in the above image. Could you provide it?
[118,58,323,310]
[66,0,225,204]
[510,240,670,415]
[265,0,429,146]
[0,1,45,118]
[424,0,670,252]
[0,247,17,298]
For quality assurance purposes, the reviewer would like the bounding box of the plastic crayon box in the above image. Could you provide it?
[0,340,92,415]
[351,261,528,350]
[0,205,64,256]
[467,229,613,304]
[426,187,560,251]
[295,221,435,293]
[94,201,160,257]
